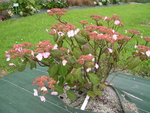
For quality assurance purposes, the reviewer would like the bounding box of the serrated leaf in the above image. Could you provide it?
[59,65,68,77]
[75,35,87,45]
[88,73,99,85]
[48,64,59,79]
[66,90,77,100]
[73,47,82,58]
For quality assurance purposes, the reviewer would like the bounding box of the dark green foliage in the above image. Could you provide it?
[35,0,68,9]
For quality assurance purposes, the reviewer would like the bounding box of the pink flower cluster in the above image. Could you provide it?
[90,15,103,21]
[128,30,141,36]
[144,37,150,42]
[77,54,94,64]
[49,23,76,36]
[89,31,131,44]
[6,42,33,60]
[79,20,88,25]
[47,8,67,16]
[33,75,56,88]
[90,14,123,26]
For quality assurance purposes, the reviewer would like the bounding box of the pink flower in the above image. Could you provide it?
[39,96,46,102]
[51,91,58,95]
[33,89,38,96]
[114,20,120,25]
[62,59,67,66]
[9,63,15,66]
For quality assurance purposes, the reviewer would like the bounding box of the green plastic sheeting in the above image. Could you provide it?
[0,66,150,113]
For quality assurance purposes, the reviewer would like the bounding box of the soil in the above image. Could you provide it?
[59,86,138,113]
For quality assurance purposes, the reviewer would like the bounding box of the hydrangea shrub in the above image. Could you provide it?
[6,8,150,101]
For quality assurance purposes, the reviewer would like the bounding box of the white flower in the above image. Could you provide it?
[41,87,47,92]
[92,58,95,62]
[104,16,108,21]
[134,45,138,48]
[88,54,92,56]
[125,30,128,33]
[141,36,143,38]
[114,20,120,25]
[112,34,118,40]
[52,44,58,50]
[45,29,49,32]
[146,50,150,57]
[6,57,10,61]
[42,52,50,58]
[47,10,51,13]
[94,1,97,4]
[67,29,80,38]
[39,96,46,102]
[31,51,34,56]
[33,89,38,96]
[36,53,43,61]
[112,29,115,33]
[95,64,99,69]
[141,52,145,55]
[108,48,113,53]
[67,30,74,38]
[62,59,67,66]
[74,28,80,35]
[51,91,58,96]
[86,68,91,72]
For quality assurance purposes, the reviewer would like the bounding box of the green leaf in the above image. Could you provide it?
[82,43,94,55]
[30,0,35,5]
[48,64,59,78]
[66,90,77,100]
[75,35,87,45]
[54,86,64,94]
[88,73,99,85]
[18,63,26,72]
[73,47,82,58]
[87,91,95,98]
[94,89,102,96]
[59,65,68,77]
[51,50,62,58]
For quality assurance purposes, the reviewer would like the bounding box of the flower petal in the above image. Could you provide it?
[62,59,67,66]
[33,89,38,96]
[36,53,43,61]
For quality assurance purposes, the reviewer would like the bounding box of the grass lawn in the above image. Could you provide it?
[0,4,150,75]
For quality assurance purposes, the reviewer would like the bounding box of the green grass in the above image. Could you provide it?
[0,4,150,75]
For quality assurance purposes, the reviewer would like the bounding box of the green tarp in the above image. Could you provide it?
[0,66,150,113]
